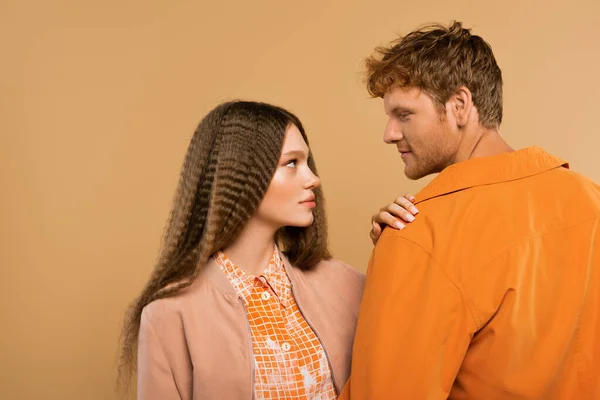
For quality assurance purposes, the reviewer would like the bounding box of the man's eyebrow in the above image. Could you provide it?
[390,106,412,114]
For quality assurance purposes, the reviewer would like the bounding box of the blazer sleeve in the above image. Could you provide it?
[137,306,182,400]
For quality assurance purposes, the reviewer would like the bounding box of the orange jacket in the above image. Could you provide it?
[341,147,600,399]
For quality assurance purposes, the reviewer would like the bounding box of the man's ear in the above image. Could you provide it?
[447,86,473,127]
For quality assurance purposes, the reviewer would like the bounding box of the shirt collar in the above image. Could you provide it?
[261,246,291,307]
[213,251,256,300]
[414,146,569,204]
[214,245,291,307]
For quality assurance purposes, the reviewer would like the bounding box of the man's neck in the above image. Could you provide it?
[454,126,513,164]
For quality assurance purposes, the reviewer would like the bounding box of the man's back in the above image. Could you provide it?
[345,148,600,399]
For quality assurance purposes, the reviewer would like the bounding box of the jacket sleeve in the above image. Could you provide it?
[343,235,478,399]
[137,306,182,400]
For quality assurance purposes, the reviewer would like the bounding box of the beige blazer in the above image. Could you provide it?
[137,255,365,399]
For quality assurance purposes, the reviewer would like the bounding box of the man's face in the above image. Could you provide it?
[383,86,460,180]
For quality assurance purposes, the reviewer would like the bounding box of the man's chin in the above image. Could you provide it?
[404,165,430,181]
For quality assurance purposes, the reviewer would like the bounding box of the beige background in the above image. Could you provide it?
[1,0,599,398]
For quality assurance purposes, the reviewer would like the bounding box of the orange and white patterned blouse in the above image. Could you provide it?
[214,246,337,399]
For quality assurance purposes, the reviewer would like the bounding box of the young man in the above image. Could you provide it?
[342,21,600,399]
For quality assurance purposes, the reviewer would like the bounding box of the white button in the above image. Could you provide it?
[261,291,271,301]
[281,342,291,352]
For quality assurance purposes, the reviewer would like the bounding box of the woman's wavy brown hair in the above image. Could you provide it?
[117,101,331,393]
[365,21,503,129]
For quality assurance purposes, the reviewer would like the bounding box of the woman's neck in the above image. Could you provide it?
[221,218,279,276]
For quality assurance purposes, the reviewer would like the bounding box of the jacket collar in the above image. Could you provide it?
[198,250,304,299]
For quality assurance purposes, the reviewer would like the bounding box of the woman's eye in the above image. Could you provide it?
[285,160,297,168]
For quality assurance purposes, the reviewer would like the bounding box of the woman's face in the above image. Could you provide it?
[254,124,320,229]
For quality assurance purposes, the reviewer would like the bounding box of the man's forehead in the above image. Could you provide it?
[384,87,426,109]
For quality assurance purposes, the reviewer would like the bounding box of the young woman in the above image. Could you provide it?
[118,101,418,399]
